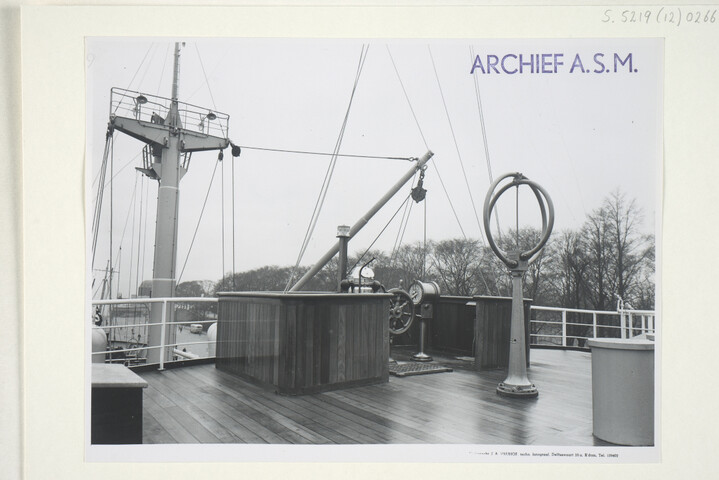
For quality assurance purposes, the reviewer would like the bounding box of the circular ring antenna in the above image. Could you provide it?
[482,172,554,268]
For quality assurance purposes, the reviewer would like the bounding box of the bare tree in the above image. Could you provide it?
[604,190,653,306]
[495,227,554,304]
[580,189,654,310]
[545,230,589,309]
[388,242,432,290]
[430,238,485,296]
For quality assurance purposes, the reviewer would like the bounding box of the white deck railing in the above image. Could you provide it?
[529,305,656,348]
[91,297,218,369]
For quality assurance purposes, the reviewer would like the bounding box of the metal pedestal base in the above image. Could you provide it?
[412,316,432,362]
[411,352,433,362]
[496,382,539,398]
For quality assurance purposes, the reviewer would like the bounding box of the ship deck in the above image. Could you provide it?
[137,347,608,446]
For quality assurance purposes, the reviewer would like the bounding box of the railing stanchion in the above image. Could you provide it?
[592,312,597,339]
[529,305,655,346]
[159,300,167,371]
[620,311,626,339]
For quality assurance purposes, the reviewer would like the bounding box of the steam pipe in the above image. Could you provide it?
[289,150,434,292]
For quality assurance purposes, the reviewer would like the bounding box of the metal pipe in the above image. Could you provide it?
[289,150,434,292]
[159,300,167,371]
[593,312,598,339]
[171,42,181,102]
[336,225,350,291]
[173,348,200,360]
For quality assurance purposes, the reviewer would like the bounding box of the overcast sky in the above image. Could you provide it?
[87,38,661,298]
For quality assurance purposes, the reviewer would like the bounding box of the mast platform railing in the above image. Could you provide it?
[109,87,229,138]
[529,305,656,348]
[91,297,219,370]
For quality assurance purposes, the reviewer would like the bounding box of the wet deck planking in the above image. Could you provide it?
[138,348,602,445]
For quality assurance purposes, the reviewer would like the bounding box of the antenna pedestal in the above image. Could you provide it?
[482,173,554,400]
[496,264,537,398]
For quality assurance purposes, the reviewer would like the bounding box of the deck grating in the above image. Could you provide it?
[136,348,608,446]
[389,362,453,376]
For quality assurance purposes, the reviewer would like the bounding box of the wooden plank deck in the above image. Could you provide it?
[137,348,606,446]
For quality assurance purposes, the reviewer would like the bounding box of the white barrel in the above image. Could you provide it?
[587,337,655,446]
[91,327,108,364]
[207,322,217,357]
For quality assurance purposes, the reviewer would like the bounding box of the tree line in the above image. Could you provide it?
[176,189,655,313]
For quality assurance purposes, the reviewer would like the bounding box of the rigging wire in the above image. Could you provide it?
[194,43,226,138]
[91,132,113,270]
[467,46,504,296]
[516,184,520,249]
[221,158,226,286]
[235,145,414,162]
[94,261,112,301]
[303,46,369,252]
[140,175,150,292]
[430,161,467,239]
[177,157,222,284]
[285,44,370,291]
[109,130,114,298]
[156,43,171,96]
[134,175,145,295]
[127,172,139,296]
[470,46,502,237]
[194,43,217,110]
[94,150,142,191]
[112,175,140,296]
[232,151,236,290]
[90,133,117,188]
[115,248,122,299]
[136,44,159,94]
[92,276,106,299]
[112,43,155,116]
[423,193,428,279]
[428,46,484,241]
[390,194,416,268]
[350,193,412,273]
[470,46,495,185]
[387,45,467,240]
[386,46,429,150]
[390,171,418,263]
[135,175,147,291]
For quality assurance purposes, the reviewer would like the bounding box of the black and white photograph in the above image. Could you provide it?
[85,37,661,462]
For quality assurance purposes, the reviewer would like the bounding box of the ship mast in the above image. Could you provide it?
[108,42,230,364]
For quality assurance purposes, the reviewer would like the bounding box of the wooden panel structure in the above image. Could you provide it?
[429,296,476,355]
[138,348,604,446]
[391,295,531,368]
[216,293,390,395]
[474,296,532,370]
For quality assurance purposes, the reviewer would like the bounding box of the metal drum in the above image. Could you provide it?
[408,280,441,305]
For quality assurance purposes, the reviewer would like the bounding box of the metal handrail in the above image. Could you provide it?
[91,297,219,369]
[110,87,230,138]
[529,305,656,348]
[93,297,218,305]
